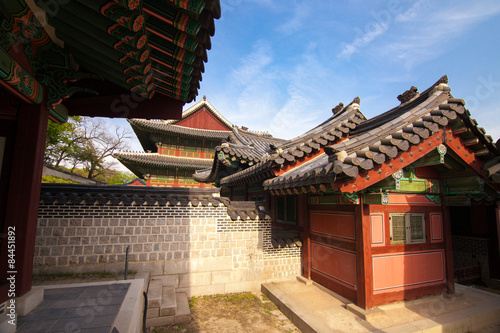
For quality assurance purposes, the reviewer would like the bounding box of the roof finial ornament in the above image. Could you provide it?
[332,102,344,115]
[397,86,419,104]
[437,75,448,85]
[203,95,206,101]
[352,97,360,105]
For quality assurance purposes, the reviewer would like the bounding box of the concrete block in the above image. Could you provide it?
[175,293,192,323]
[113,279,146,333]
[189,257,232,272]
[146,307,159,319]
[134,272,150,291]
[16,286,44,316]
[296,276,313,285]
[130,261,164,276]
[224,281,260,294]
[177,284,226,297]
[211,270,232,285]
[147,279,162,308]
[149,274,179,288]
[160,286,176,317]
[179,272,211,288]
[346,303,385,322]
[146,314,174,328]
[164,260,190,275]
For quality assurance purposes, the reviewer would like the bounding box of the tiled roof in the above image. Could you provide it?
[128,119,232,139]
[264,76,500,192]
[216,97,367,187]
[39,184,270,221]
[114,152,213,169]
[216,127,288,164]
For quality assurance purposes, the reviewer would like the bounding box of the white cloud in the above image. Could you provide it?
[276,1,312,35]
[395,0,429,23]
[338,22,388,59]
[339,0,500,65]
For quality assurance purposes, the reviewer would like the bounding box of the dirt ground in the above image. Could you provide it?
[147,292,300,333]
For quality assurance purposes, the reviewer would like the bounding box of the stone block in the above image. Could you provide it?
[179,272,211,288]
[175,293,192,323]
[63,246,74,255]
[130,261,165,276]
[45,257,56,266]
[146,307,159,319]
[224,281,260,294]
[147,279,163,308]
[146,315,174,328]
[57,257,68,266]
[64,228,76,237]
[177,284,225,297]
[160,286,176,317]
[151,275,179,288]
[15,286,44,316]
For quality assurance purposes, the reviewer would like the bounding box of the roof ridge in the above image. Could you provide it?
[179,98,234,128]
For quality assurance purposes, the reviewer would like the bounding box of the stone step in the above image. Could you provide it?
[147,279,163,309]
[175,292,192,323]
[160,286,177,317]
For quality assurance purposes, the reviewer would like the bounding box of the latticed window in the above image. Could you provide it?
[275,196,297,224]
[390,213,425,244]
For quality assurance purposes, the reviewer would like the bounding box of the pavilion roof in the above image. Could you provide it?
[114,151,213,178]
[198,76,499,194]
[198,97,367,186]
[263,76,499,193]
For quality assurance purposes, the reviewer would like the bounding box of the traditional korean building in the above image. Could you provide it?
[195,76,500,309]
[115,97,286,187]
[0,0,220,306]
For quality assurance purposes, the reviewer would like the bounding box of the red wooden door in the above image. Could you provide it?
[309,210,358,302]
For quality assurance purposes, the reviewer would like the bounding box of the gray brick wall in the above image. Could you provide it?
[35,193,301,296]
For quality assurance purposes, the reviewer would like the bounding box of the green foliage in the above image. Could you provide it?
[44,117,132,183]
[41,175,80,184]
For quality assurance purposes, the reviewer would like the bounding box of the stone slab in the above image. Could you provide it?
[160,286,176,317]
[174,293,192,323]
[147,279,162,308]
[146,315,174,328]
[146,307,159,319]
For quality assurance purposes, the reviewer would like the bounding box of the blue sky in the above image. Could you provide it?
[115,0,500,154]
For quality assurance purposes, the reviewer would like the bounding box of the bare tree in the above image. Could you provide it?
[45,117,131,180]
[76,118,131,180]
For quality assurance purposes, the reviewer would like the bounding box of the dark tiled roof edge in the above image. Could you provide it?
[39,184,270,221]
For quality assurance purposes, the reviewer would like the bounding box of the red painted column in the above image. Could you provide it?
[1,101,49,299]
[356,198,373,309]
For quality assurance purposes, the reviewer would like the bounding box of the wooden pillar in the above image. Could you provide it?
[355,198,373,309]
[442,205,455,294]
[496,201,500,270]
[0,101,49,299]
[298,194,311,279]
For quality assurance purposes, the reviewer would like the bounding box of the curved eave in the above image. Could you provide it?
[114,152,213,169]
[264,77,500,193]
[32,0,220,103]
[129,119,231,140]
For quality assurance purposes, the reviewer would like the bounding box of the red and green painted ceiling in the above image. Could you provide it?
[0,0,220,121]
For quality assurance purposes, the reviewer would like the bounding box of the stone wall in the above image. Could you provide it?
[452,235,489,279]
[35,184,301,296]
